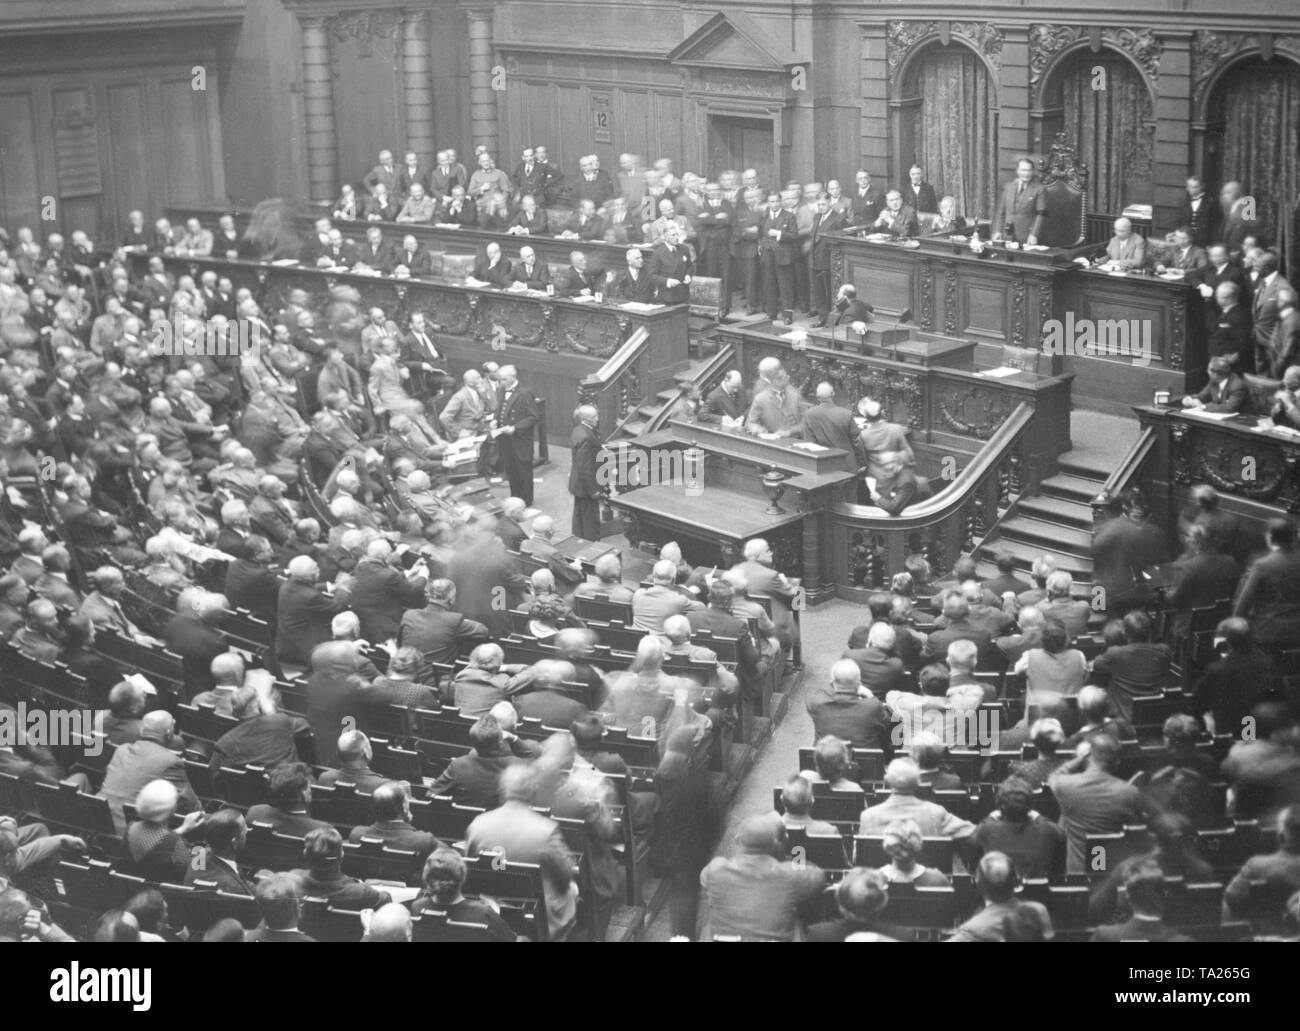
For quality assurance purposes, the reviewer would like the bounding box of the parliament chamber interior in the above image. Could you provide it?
[2,0,1300,962]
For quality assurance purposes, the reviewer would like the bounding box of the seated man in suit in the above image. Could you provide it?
[1097,217,1146,271]
[865,451,918,516]
[438,185,478,227]
[1182,355,1247,414]
[559,250,598,298]
[558,199,606,241]
[395,183,437,224]
[506,193,548,237]
[509,245,551,291]
[870,190,920,239]
[609,247,656,303]
[698,369,746,428]
[347,781,439,858]
[363,182,400,222]
[601,197,642,245]
[1154,226,1208,275]
[355,226,394,273]
[470,242,512,288]
[391,234,432,278]
[1271,365,1300,429]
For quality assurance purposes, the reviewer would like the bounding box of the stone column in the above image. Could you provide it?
[400,9,436,162]
[467,7,499,156]
[299,16,339,207]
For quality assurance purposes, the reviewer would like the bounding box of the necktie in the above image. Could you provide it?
[1017,181,1024,196]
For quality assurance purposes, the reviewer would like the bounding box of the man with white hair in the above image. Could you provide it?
[857,398,913,482]
[863,451,918,516]
[569,403,603,540]
[733,537,801,654]
[398,577,491,667]
[163,591,232,698]
[276,556,353,673]
[1100,216,1146,271]
[574,552,633,603]
[99,710,199,833]
[305,611,382,765]
[492,365,540,505]
[602,636,709,749]
[841,622,907,702]
[648,222,693,305]
[858,758,976,838]
[524,515,585,588]
[440,368,490,439]
[216,498,252,556]
[10,527,47,585]
[450,642,522,716]
[798,383,864,472]
[746,356,806,435]
[631,559,703,633]
[470,241,511,288]
[348,537,429,642]
[361,902,413,942]
[1037,570,1091,637]
[807,656,889,747]
[79,566,146,640]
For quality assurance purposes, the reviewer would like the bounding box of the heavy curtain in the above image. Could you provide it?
[908,47,998,222]
[1218,58,1300,279]
[1061,54,1154,214]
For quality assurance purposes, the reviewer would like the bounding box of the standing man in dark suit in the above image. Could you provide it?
[275,556,353,674]
[798,383,865,474]
[493,364,540,505]
[698,370,747,427]
[1269,289,1300,379]
[1179,176,1221,248]
[993,157,1047,246]
[1206,280,1253,366]
[903,165,938,215]
[695,182,734,315]
[397,151,430,202]
[759,191,797,320]
[511,146,546,207]
[1251,251,1293,376]
[569,405,603,540]
[648,224,694,305]
[732,187,765,315]
[809,194,847,325]
[847,169,883,231]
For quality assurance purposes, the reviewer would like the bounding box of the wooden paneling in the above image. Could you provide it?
[158,75,209,204]
[0,90,42,228]
[330,24,402,178]
[105,81,149,232]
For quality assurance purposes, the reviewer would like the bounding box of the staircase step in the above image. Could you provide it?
[976,537,1092,580]
[1016,495,1095,530]
[1040,473,1105,504]
[1057,455,1114,483]
[997,515,1093,556]
[621,419,648,437]
[655,389,677,402]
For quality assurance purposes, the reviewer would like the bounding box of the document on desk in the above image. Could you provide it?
[977,367,1022,378]
[271,259,299,266]
[1185,409,1237,421]
[619,302,664,312]
[789,442,827,452]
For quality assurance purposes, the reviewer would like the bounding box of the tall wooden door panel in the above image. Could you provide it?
[0,90,42,231]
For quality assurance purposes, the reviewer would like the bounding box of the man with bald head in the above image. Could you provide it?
[1100,217,1146,270]
[798,382,864,472]
[398,577,491,667]
[349,537,429,642]
[99,710,199,833]
[699,812,825,941]
[361,902,413,942]
[632,559,703,633]
[470,241,511,288]
[1049,733,1149,873]
[948,851,1054,941]
[574,552,633,604]
[807,656,890,747]
[746,357,806,436]
[569,403,603,540]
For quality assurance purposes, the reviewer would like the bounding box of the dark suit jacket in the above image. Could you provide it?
[472,256,512,288]
[699,385,747,424]
[363,195,400,222]
[839,646,908,702]
[349,820,439,857]
[349,557,428,642]
[275,580,347,666]
[357,241,394,272]
[397,603,490,666]
[1195,374,1248,413]
[563,212,606,241]
[509,209,549,236]
[647,244,693,304]
[569,422,601,499]
[872,467,918,516]
[809,209,848,270]
[430,747,524,809]
[393,246,432,277]
[903,182,938,214]
[1179,194,1222,249]
[848,189,883,229]
[439,199,478,227]
[495,384,540,459]
[398,165,431,198]
[758,209,798,264]
[185,850,255,895]
[163,615,228,698]
[559,266,597,298]
[225,558,280,625]
[993,179,1048,242]
[806,685,889,748]
[611,267,656,303]
[321,242,357,268]
[800,403,864,471]
[874,204,920,238]
[1208,304,1253,359]
[1271,309,1300,378]
[510,259,551,290]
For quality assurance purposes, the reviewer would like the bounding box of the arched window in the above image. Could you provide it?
[1041,51,1155,215]
[1206,55,1300,270]
[896,43,998,222]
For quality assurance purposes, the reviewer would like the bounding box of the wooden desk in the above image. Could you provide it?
[130,254,689,444]
[828,231,1202,412]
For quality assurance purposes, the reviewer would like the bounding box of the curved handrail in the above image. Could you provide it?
[579,325,649,401]
[829,402,1034,530]
[642,344,735,436]
[1101,425,1157,499]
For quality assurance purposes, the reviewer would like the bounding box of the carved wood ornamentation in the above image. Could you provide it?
[934,382,1017,439]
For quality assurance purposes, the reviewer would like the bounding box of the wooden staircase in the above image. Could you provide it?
[974,413,1141,591]
[606,344,734,443]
